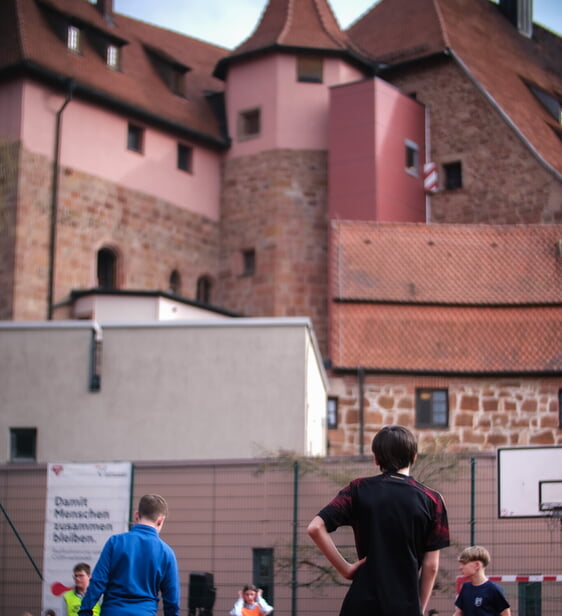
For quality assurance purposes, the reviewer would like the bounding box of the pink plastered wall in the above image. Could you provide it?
[225,54,366,158]
[17,79,221,220]
[329,78,426,222]
[0,80,23,140]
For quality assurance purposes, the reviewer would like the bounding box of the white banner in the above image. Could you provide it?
[42,462,132,614]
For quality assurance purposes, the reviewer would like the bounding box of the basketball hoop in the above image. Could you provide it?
[543,503,562,537]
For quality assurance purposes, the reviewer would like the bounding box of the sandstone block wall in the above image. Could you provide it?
[9,147,220,320]
[388,58,562,224]
[219,149,329,352]
[327,373,562,455]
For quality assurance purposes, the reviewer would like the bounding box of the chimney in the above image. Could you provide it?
[96,0,114,25]
[498,0,533,38]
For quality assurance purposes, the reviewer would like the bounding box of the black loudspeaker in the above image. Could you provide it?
[188,571,216,612]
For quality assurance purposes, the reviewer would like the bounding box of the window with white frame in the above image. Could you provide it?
[327,397,338,429]
[107,44,120,69]
[405,140,419,176]
[67,25,80,52]
[415,389,449,428]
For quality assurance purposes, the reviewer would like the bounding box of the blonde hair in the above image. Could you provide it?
[458,545,491,567]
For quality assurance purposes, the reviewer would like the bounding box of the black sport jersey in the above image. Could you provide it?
[318,472,450,616]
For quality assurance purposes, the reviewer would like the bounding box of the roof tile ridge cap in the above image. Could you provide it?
[277,0,293,44]
[312,0,348,49]
[432,0,452,50]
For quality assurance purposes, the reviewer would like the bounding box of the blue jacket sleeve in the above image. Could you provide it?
[161,546,181,616]
[78,538,113,615]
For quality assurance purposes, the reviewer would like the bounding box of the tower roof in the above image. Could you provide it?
[213,0,373,79]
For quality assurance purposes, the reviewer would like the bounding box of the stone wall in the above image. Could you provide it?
[0,141,19,319]
[219,149,329,353]
[327,373,562,455]
[10,147,220,320]
[387,57,562,224]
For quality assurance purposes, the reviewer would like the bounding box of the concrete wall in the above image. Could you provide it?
[0,318,328,463]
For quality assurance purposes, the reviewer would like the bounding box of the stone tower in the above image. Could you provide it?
[213,0,373,353]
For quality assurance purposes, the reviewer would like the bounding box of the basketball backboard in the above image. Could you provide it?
[498,446,562,518]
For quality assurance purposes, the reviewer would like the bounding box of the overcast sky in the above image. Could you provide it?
[112,0,562,49]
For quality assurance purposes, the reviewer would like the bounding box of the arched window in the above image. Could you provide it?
[169,270,182,295]
[97,247,118,289]
[196,275,212,305]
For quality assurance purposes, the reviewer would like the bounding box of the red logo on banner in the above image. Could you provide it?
[51,465,64,476]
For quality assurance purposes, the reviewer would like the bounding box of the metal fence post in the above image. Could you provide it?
[291,459,299,616]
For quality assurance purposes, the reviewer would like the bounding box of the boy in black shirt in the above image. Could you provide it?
[307,425,450,616]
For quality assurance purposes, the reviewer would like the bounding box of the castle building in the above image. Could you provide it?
[0,0,561,458]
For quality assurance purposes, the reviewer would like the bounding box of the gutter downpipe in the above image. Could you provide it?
[425,104,432,223]
[449,49,562,182]
[89,321,103,392]
[47,79,75,320]
[358,367,365,456]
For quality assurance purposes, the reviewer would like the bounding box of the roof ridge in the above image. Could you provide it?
[14,0,27,58]
[432,0,451,49]
[312,0,348,50]
[277,0,292,44]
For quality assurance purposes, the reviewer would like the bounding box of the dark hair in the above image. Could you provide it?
[243,584,258,592]
[73,562,91,575]
[138,494,168,521]
[371,425,417,472]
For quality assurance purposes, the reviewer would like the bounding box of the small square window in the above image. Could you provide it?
[444,161,462,189]
[327,397,338,429]
[238,108,261,140]
[242,249,256,276]
[297,56,323,83]
[107,45,120,69]
[405,140,419,176]
[10,428,37,462]
[177,144,193,173]
[416,389,449,428]
[67,25,80,52]
[127,124,144,153]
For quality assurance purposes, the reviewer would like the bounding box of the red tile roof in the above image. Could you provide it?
[331,303,562,373]
[214,0,372,78]
[0,0,228,144]
[330,222,562,372]
[348,0,562,176]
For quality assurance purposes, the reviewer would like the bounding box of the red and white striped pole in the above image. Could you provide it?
[456,575,562,594]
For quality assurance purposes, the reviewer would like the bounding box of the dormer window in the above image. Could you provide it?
[67,24,80,52]
[144,45,188,97]
[527,83,562,125]
[107,44,120,69]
